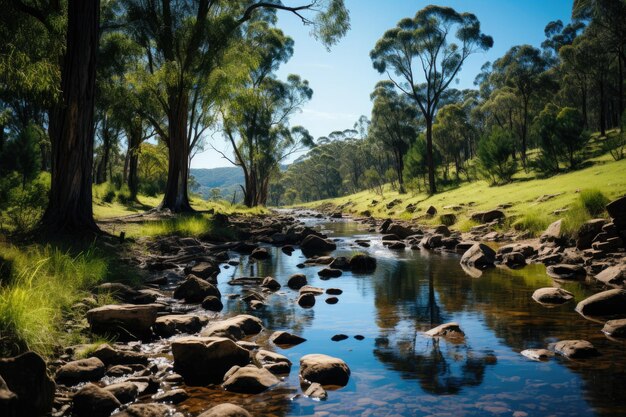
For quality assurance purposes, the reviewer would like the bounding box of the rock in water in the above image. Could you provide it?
[300,235,337,255]
[297,293,316,308]
[546,264,586,280]
[72,383,121,417]
[303,382,327,400]
[111,403,176,417]
[575,289,626,317]
[173,275,220,303]
[86,304,159,339]
[349,253,377,273]
[0,351,55,416]
[270,331,307,347]
[200,314,263,340]
[460,243,496,269]
[551,340,599,359]
[287,274,307,290]
[222,365,280,393]
[521,349,555,361]
[55,357,106,386]
[299,354,350,386]
[154,314,208,337]
[103,382,139,404]
[602,319,626,338]
[171,336,250,385]
[425,322,465,340]
[532,288,574,305]
[198,403,252,417]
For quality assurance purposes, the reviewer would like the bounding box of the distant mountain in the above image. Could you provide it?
[190,167,244,202]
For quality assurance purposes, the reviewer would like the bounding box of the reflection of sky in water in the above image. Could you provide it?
[188,217,626,417]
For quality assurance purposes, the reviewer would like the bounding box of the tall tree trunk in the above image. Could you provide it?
[40,0,100,234]
[599,75,607,137]
[425,116,436,195]
[127,124,142,199]
[0,124,5,152]
[160,90,193,212]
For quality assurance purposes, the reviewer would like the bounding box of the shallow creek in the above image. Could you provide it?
[140,215,626,417]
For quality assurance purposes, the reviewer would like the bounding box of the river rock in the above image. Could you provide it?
[198,403,252,417]
[154,314,208,337]
[299,354,350,386]
[576,219,607,250]
[576,289,626,317]
[72,383,121,417]
[503,252,526,268]
[112,403,176,417]
[92,344,148,366]
[546,264,586,280]
[540,219,565,244]
[303,382,327,400]
[287,273,307,290]
[387,223,415,239]
[250,247,270,260]
[255,349,292,374]
[460,243,496,269]
[172,336,250,384]
[470,209,505,223]
[349,253,377,273]
[201,314,263,340]
[153,388,188,404]
[551,340,599,359]
[0,351,55,417]
[300,235,337,255]
[86,304,159,339]
[0,375,17,417]
[300,285,324,295]
[326,288,343,295]
[426,206,437,216]
[261,276,281,290]
[95,283,158,304]
[103,381,139,404]
[521,349,555,361]
[532,288,574,305]
[318,268,342,278]
[425,322,465,339]
[222,365,279,394]
[326,297,339,304]
[298,293,316,308]
[329,256,350,270]
[270,331,307,347]
[173,275,221,303]
[202,295,223,311]
[185,262,219,280]
[55,357,105,386]
[602,319,626,338]
[595,265,626,287]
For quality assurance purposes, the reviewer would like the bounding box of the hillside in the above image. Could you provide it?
[190,166,244,202]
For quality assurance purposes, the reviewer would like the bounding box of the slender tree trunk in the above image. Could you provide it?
[599,76,607,137]
[40,0,100,234]
[160,90,193,212]
[581,82,588,129]
[127,125,142,199]
[618,48,624,129]
[0,125,5,152]
[425,116,436,194]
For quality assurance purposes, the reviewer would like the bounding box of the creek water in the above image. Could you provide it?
[163,216,626,417]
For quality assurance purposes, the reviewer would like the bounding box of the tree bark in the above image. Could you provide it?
[40,0,100,234]
[425,117,437,194]
[126,123,142,199]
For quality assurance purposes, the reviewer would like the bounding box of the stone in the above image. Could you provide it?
[95,283,158,305]
[300,285,324,295]
[303,382,327,400]
[300,235,337,255]
[201,314,263,340]
[55,357,105,386]
[298,293,316,308]
[287,273,307,290]
[0,375,17,417]
[185,262,219,279]
[331,334,348,342]
[521,349,555,361]
[387,223,415,239]
[173,275,220,303]
[270,331,307,347]
[106,365,134,377]
[325,297,339,304]
[198,403,252,417]
[595,265,626,287]
[92,344,148,366]
[255,349,292,375]
[378,218,392,233]
[172,336,251,384]
[576,219,607,250]
[470,209,505,223]
[576,289,626,317]
[546,264,586,280]
[602,319,626,338]
[425,322,465,339]
[503,252,526,268]
[282,245,295,254]
[532,288,574,305]
[318,268,342,278]
[86,304,159,339]
[329,256,350,270]
[300,354,350,386]
[426,206,437,216]
[222,365,279,394]
[551,340,599,359]
[460,243,496,269]
[103,381,139,404]
[606,195,626,220]
[153,388,188,404]
[388,241,406,250]
[261,276,281,290]
[326,288,343,295]
[154,314,208,337]
[349,253,377,273]
[421,234,443,249]
[202,295,224,311]
[0,352,55,417]
[540,219,565,244]
[111,403,176,417]
[72,383,121,417]
[434,225,451,236]
[250,247,271,260]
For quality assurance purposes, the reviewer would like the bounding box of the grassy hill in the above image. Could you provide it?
[190,166,244,202]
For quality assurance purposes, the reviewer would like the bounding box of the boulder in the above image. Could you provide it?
[532,287,574,305]
[326,288,343,295]
[153,389,188,404]
[576,219,607,250]
[255,349,292,375]
[201,315,263,340]
[521,349,555,361]
[287,273,307,290]
[387,224,415,239]
[154,314,208,337]
[297,293,316,308]
[425,322,465,340]
[86,304,159,339]
[439,213,457,226]
[595,265,626,287]
[185,262,219,280]
[299,285,324,295]
[270,331,307,347]
[575,289,626,317]
[92,344,148,366]
[55,357,105,386]
[470,210,505,223]
[95,283,158,305]
[378,218,392,233]
[300,235,337,255]
[72,383,121,417]
[601,319,626,338]
[349,253,377,273]
[388,241,406,250]
[103,381,139,404]
[173,275,220,303]
[318,268,342,278]
[303,382,327,400]
[0,375,17,417]
[171,337,251,384]
[606,195,626,221]
[503,252,526,268]
[202,296,224,311]
[546,264,586,280]
[198,403,252,417]
[250,247,270,260]
[426,206,437,216]
[551,340,599,359]
[540,219,565,244]
[261,276,281,290]
[331,334,348,342]
[326,297,339,304]
[0,351,55,417]
[299,354,350,386]
[222,365,279,394]
[329,256,350,270]
[421,234,443,249]
[460,243,496,269]
[111,403,176,417]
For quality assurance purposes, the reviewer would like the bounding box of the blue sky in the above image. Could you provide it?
[192,0,574,169]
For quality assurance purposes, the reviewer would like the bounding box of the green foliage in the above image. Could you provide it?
[578,188,609,217]
[604,113,626,161]
[513,210,552,236]
[0,124,43,185]
[138,213,239,241]
[477,128,517,185]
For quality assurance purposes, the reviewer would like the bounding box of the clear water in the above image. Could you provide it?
[176,217,626,417]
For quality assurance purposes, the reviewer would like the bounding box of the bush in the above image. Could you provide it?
[1,174,50,232]
[513,210,551,236]
[477,128,517,185]
[579,188,609,217]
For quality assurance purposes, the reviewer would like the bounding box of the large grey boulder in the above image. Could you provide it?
[171,336,250,384]
[575,289,626,317]
[0,351,55,416]
[460,243,496,269]
[299,354,350,387]
[86,304,160,339]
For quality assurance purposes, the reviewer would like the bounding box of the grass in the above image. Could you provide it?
[298,150,626,237]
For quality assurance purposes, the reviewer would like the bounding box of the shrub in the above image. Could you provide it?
[3,176,49,232]
[579,188,609,217]
[513,210,551,236]
[477,128,517,185]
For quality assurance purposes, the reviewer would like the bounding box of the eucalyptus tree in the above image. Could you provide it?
[121,0,349,212]
[369,81,420,193]
[370,5,492,194]
[432,103,472,181]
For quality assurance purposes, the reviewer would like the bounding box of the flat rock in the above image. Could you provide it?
[326,288,343,295]
[318,268,342,278]
[261,276,281,290]
[532,288,574,305]
[575,289,626,317]
[595,265,626,287]
[154,314,208,337]
[185,262,219,279]
[172,336,250,384]
[255,349,292,375]
[546,264,586,280]
[460,243,496,269]
[72,383,121,417]
[425,322,465,340]
[55,357,105,386]
[153,388,188,404]
[103,381,139,404]
[201,314,263,340]
[111,403,176,417]
[303,382,327,400]
[470,209,505,223]
[521,349,555,361]
[602,319,626,338]
[86,304,160,339]
[92,344,148,366]
[299,285,324,295]
[198,403,252,417]
[299,354,350,387]
[270,331,307,347]
[222,365,279,394]
[173,275,220,303]
[551,340,599,359]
